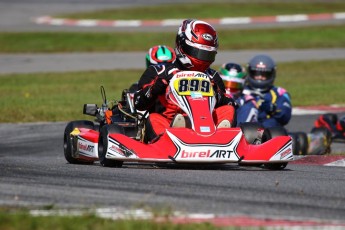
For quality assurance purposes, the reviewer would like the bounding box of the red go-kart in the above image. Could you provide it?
[64,71,293,170]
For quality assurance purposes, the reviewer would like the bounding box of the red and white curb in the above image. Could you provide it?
[292,155,345,167]
[292,104,345,115]
[30,208,345,228]
[34,12,345,28]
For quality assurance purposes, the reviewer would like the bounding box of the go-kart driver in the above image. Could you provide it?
[133,19,238,142]
[127,45,176,101]
[146,45,176,68]
[128,45,177,93]
[242,54,292,128]
[219,62,258,125]
[314,113,345,142]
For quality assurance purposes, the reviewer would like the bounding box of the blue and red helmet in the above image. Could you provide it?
[247,54,276,92]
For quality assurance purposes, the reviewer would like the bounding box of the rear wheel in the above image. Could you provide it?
[98,124,124,167]
[239,122,264,167]
[63,120,95,164]
[240,122,264,144]
[262,126,289,170]
[295,132,309,155]
[289,131,308,155]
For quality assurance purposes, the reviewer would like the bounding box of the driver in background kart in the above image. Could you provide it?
[314,113,345,141]
[242,54,292,128]
[219,62,258,125]
[133,19,238,142]
[128,45,177,93]
[105,45,177,124]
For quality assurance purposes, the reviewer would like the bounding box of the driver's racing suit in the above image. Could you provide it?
[134,62,237,142]
[242,86,292,128]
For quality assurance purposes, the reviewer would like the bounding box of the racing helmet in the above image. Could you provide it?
[146,45,176,67]
[247,54,276,92]
[219,63,246,97]
[175,19,218,72]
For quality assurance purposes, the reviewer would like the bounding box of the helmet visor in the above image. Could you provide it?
[249,70,274,80]
[181,41,217,62]
[223,79,244,90]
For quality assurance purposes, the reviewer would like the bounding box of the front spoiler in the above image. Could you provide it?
[105,128,294,164]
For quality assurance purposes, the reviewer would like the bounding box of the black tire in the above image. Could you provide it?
[262,126,289,170]
[262,126,288,143]
[240,122,264,144]
[288,132,300,156]
[238,123,264,167]
[295,132,309,155]
[63,120,95,164]
[263,162,288,170]
[98,124,124,167]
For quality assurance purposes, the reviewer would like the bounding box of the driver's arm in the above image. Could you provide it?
[134,66,167,111]
[212,71,238,108]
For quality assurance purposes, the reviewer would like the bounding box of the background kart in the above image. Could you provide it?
[287,112,344,156]
[242,88,332,156]
[289,127,332,156]
[64,71,293,170]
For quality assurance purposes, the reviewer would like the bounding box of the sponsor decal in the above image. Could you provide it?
[202,33,213,41]
[191,91,203,99]
[78,142,94,153]
[176,72,196,78]
[181,150,210,158]
[180,149,234,159]
[175,72,208,79]
[194,73,208,79]
[109,144,126,156]
[280,148,292,159]
[210,150,233,159]
[109,141,134,157]
[200,126,211,132]
[256,62,266,68]
[168,131,242,161]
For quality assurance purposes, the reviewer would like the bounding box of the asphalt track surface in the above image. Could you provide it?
[1,0,345,227]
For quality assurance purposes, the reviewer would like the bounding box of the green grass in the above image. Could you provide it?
[0,25,344,53]
[58,2,345,20]
[1,60,344,123]
[0,70,140,123]
[0,211,221,230]
[277,60,345,106]
[1,1,345,53]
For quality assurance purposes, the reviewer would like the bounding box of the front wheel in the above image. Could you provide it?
[98,124,124,167]
[63,120,95,164]
[262,126,289,170]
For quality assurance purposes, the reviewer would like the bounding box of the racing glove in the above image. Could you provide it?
[216,91,239,109]
[260,100,277,115]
